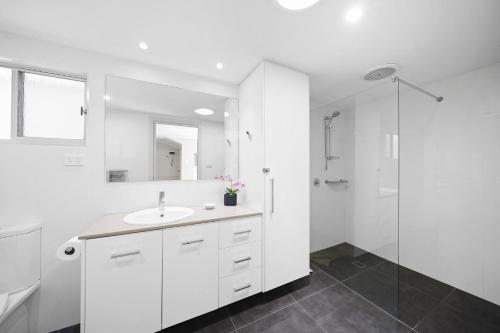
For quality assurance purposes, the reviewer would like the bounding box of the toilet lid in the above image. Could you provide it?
[0,293,8,317]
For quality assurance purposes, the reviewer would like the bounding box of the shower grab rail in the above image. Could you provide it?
[325,179,348,184]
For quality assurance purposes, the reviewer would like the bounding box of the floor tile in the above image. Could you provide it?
[415,301,498,333]
[443,289,500,330]
[397,265,454,300]
[49,324,80,333]
[300,284,409,333]
[345,262,443,327]
[161,308,235,333]
[285,264,338,301]
[227,286,295,329]
[237,304,324,333]
[311,243,386,281]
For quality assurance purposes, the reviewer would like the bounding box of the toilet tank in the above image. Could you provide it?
[0,223,41,294]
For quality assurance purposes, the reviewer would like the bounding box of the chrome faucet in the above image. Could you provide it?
[159,191,166,210]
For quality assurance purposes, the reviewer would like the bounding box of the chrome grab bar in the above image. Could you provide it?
[325,179,348,184]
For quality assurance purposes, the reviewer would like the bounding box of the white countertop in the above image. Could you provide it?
[79,205,262,240]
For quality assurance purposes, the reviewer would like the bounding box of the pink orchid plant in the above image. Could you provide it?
[215,175,245,196]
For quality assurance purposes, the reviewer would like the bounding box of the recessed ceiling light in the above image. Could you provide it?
[224,112,230,118]
[139,42,148,50]
[216,62,224,69]
[104,95,111,101]
[194,108,215,116]
[346,6,363,23]
[275,0,320,10]
[0,57,12,62]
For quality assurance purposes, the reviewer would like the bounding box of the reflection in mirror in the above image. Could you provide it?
[154,123,198,180]
[105,75,238,182]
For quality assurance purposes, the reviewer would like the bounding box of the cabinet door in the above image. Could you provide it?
[84,231,162,333]
[162,223,219,328]
[263,62,310,291]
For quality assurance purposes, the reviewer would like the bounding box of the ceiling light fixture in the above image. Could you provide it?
[275,0,320,10]
[138,42,148,50]
[224,112,230,118]
[0,57,13,62]
[216,62,224,69]
[194,108,215,116]
[346,6,363,23]
[104,95,111,101]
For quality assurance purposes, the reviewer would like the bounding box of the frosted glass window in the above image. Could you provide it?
[0,67,12,140]
[21,72,85,140]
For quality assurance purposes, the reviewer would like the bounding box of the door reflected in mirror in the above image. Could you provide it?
[154,123,198,181]
[105,75,238,183]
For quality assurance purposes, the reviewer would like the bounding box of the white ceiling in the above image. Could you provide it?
[1,0,499,105]
[106,75,228,122]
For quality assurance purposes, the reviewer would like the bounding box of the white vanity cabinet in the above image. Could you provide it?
[218,217,262,306]
[81,213,262,333]
[83,230,163,333]
[162,223,219,328]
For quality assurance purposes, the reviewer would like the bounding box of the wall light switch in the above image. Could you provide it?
[64,154,87,166]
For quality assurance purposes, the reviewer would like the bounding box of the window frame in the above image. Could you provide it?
[0,62,88,146]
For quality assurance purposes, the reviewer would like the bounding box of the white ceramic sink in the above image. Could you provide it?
[123,207,194,225]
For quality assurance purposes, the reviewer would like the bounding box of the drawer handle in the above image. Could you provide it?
[182,238,204,245]
[233,283,252,292]
[233,229,251,235]
[233,256,252,264]
[110,248,141,259]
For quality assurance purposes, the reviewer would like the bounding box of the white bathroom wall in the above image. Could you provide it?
[0,31,237,333]
[399,62,500,305]
[309,106,353,252]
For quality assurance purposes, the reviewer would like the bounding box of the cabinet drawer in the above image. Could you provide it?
[219,241,262,277]
[85,231,162,333]
[219,216,262,249]
[163,223,219,328]
[219,268,262,307]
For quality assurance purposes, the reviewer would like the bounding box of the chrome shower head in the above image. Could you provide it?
[363,64,400,81]
[325,111,340,128]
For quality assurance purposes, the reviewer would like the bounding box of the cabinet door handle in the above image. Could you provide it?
[110,248,141,259]
[270,178,275,214]
[181,238,204,245]
[233,229,251,235]
[233,283,252,292]
[233,256,252,264]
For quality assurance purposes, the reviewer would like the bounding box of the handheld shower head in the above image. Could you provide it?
[325,111,340,128]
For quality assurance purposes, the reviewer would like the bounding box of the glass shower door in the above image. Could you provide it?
[310,80,401,319]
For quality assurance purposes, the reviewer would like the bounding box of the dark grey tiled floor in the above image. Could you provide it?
[310,242,386,281]
[53,242,500,333]
[312,242,500,332]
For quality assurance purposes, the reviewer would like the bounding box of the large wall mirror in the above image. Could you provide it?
[105,75,238,182]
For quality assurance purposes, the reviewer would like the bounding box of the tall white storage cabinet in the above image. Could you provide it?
[239,62,310,291]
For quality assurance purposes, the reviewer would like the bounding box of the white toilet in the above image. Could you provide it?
[0,223,41,333]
